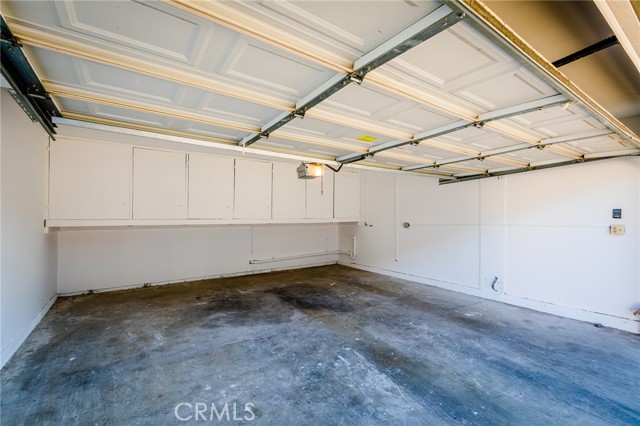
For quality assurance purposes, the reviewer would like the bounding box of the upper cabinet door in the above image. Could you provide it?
[306,168,334,219]
[272,162,305,220]
[234,159,272,219]
[334,171,360,219]
[188,154,234,219]
[133,148,186,219]
[49,138,132,220]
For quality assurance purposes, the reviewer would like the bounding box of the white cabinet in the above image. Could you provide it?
[334,171,360,219]
[49,138,131,219]
[306,168,334,219]
[234,159,272,219]
[133,148,186,219]
[272,162,305,219]
[188,154,234,219]
[47,140,358,226]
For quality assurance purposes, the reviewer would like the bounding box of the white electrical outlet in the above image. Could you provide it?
[610,225,625,235]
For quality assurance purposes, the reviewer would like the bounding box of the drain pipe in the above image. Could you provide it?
[335,235,357,260]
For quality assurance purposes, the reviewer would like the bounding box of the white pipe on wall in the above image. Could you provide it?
[249,237,357,265]
[351,235,358,260]
[249,251,344,265]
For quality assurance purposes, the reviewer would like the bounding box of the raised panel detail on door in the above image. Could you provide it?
[272,162,305,219]
[133,148,186,219]
[306,168,334,219]
[49,138,131,220]
[334,171,360,219]
[234,159,272,219]
[188,154,234,219]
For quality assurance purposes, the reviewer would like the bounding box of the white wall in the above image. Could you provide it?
[339,158,640,333]
[57,224,338,294]
[1,90,58,367]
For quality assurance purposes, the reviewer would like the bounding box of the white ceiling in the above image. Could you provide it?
[2,0,639,182]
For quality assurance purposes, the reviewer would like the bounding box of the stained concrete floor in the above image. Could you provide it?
[1,265,639,425]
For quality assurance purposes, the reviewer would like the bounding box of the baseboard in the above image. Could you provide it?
[339,260,640,334]
[1,294,58,369]
[58,261,338,297]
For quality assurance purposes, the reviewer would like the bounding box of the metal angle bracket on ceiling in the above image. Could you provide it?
[402,128,615,171]
[336,119,472,164]
[1,15,60,139]
[334,151,369,165]
[337,94,568,165]
[239,4,465,148]
[439,151,640,184]
[475,94,568,123]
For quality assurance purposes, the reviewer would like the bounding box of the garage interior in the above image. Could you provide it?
[1,0,639,424]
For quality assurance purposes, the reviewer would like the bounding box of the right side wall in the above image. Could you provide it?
[339,157,640,333]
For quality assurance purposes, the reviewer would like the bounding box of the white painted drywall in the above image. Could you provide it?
[334,171,360,219]
[503,160,639,318]
[1,90,58,368]
[57,224,338,294]
[339,158,640,332]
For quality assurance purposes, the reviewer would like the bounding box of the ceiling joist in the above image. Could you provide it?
[46,82,259,134]
[7,20,293,111]
[5,20,458,145]
[593,0,640,75]
[238,5,464,147]
[165,0,353,73]
[8,13,586,166]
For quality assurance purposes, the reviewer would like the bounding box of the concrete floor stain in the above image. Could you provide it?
[1,265,639,425]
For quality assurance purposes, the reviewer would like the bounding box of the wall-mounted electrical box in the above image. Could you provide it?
[612,209,622,219]
[610,225,625,235]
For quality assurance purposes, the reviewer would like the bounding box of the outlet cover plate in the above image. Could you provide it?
[610,225,625,235]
